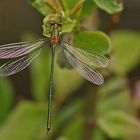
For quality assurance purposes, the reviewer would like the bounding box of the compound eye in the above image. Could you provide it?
[58,22,62,27]
[50,21,55,26]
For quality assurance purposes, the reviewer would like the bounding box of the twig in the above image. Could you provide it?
[69,0,84,17]
[82,86,98,140]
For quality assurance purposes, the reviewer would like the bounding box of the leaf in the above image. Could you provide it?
[61,115,84,140]
[0,99,83,140]
[28,0,53,16]
[98,111,140,138]
[62,20,76,33]
[93,127,106,140]
[96,77,132,116]
[111,31,140,75]
[0,77,13,124]
[81,0,97,18]
[93,0,123,14]
[0,101,47,140]
[61,0,80,10]
[73,31,111,54]
[52,99,83,134]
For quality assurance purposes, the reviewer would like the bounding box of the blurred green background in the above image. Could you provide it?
[0,0,140,140]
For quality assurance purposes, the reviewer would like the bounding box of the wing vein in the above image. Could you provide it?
[0,40,45,59]
[64,45,104,85]
[0,50,40,76]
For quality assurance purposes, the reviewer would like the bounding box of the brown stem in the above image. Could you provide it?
[53,0,63,13]
[68,0,84,17]
[107,13,121,35]
[44,0,63,14]
[82,85,98,140]
[106,0,123,34]
[44,0,56,11]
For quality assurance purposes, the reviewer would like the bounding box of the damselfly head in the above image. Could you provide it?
[43,13,63,37]
[44,13,63,27]
[50,21,55,27]
[57,22,62,28]
[49,21,62,29]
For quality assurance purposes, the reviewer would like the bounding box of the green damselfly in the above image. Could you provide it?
[0,14,109,131]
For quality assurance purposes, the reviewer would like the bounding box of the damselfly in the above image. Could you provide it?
[0,14,109,131]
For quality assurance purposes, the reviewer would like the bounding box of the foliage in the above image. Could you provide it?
[111,31,140,75]
[93,0,123,14]
[73,31,111,54]
[0,78,13,124]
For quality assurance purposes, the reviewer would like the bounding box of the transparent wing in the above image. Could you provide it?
[0,50,40,76]
[64,43,109,68]
[0,39,45,59]
[63,43,108,85]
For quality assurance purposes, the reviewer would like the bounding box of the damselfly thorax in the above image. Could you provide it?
[49,17,62,45]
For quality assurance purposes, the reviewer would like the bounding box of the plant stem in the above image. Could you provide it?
[44,0,56,12]
[53,0,63,13]
[69,0,84,17]
[82,85,98,140]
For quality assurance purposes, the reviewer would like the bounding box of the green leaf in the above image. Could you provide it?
[97,77,132,116]
[61,0,84,19]
[73,31,111,54]
[0,101,47,140]
[98,111,140,138]
[28,0,53,16]
[93,128,106,140]
[61,0,80,10]
[53,99,83,133]
[93,0,123,14]
[81,0,97,18]
[62,20,76,33]
[61,115,84,140]
[0,78,13,124]
[111,31,140,75]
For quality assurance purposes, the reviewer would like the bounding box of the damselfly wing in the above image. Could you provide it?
[63,43,109,85]
[0,39,47,76]
[0,50,40,76]
[0,40,109,85]
[0,39,45,59]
